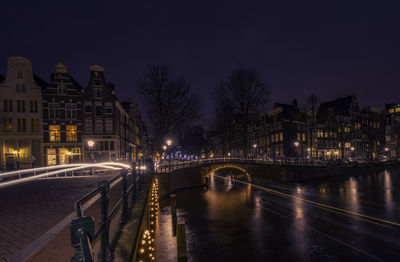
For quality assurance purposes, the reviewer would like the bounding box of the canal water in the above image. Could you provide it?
[155,168,400,261]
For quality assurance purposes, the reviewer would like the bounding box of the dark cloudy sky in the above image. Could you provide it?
[1,0,400,120]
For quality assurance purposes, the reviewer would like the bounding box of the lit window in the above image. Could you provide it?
[47,148,57,166]
[66,125,77,142]
[3,118,12,131]
[279,132,283,141]
[395,107,400,113]
[49,125,60,142]
[389,109,394,114]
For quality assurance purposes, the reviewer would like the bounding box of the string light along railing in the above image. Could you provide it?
[137,178,159,262]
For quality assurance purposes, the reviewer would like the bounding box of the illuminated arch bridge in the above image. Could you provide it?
[206,164,251,181]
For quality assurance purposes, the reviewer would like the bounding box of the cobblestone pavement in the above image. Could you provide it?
[0,175,113,262]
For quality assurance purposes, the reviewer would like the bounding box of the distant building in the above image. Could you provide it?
[259,100,307,159]
[385,103,400,157]
[317,96,361,159]
[82,65,124,162]
[42,60,83,165]
[0,56,45,170]
[360,106,385,159]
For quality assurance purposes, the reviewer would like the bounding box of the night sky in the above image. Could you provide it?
[1,0,400,120]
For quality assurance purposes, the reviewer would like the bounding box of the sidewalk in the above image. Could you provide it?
[0,175,112,262]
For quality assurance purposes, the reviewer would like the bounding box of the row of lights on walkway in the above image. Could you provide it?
[137,178,159,261]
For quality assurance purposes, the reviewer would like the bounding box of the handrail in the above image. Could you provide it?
[71,161,150,262]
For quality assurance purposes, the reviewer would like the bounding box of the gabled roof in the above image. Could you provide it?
[318,96,355,117]
[34,74,48,90]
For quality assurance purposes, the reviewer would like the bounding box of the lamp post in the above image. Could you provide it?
[67,151,72,164]
[253,144,257,159]
[384,147,389,158]
[88,140,95,175]
[165,139,173,172]
[294,141,300,162]
[88,140,94,161]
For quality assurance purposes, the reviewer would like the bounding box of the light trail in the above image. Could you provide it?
[214,174,400,228]
[0,162,131,188]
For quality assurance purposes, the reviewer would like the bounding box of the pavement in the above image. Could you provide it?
[0,175,114,262]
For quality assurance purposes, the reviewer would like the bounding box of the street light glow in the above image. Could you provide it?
[253,144,257,149]
[162,145,167,150]
[88,140,95,148]
[294,141,300,147]
[166,139,172,146]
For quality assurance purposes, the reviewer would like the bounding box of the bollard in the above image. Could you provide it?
[131,168,137,204]
[176,222,187,262]
[121,170,129,223]
[97,180,111,262]
[170,194,177,236]
[70,216,95,262]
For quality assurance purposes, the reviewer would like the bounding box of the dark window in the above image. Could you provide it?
[3,100,8,112]
[110,141,115,151]
[9,100,13,112]
[22,101,26,112]
[94,78,102,86]
[49,103,60,118]
[30,101,33,112]
[94,88,103,98]
[95,105,102,116]
[17,100,21,112]
[84,103,92,113]
[17,71,23,79]
[104,141,109,151]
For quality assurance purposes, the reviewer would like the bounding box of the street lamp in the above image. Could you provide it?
[253,144,257,159]
[163,145,167,151]
[166,139,172,146]
[294,141,300,161]
[88,140,94,161]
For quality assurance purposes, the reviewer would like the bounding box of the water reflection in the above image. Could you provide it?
[156,168,400,262]
[384,170,394,217]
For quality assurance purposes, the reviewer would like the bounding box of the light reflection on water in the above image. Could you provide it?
[156,168,400,262]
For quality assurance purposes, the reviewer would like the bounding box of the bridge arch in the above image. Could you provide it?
[206,164,251,181]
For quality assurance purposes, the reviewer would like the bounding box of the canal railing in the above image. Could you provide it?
[156,157,400,173]
[70,160,156,262]
[0,162,131,189]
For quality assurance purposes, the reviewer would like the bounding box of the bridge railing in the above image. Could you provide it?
[154,156,370,173]
[70,160,153,262]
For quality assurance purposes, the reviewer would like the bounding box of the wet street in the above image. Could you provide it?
[155,168,400,261]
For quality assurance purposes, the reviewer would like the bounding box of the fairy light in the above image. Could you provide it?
[137,178,159,261]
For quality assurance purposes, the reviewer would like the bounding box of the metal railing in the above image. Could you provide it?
[155,156,400,173]
[70,161,149,262]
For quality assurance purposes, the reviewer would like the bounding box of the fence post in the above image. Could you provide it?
[176,222,187,262]
[121,170,129,223]
[97,180,111,262]
[170,194,177,236]
[131,168,137,204]
[70,216,95,262]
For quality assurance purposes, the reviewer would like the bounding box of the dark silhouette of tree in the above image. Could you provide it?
[215,68,270,156]
[305,94,319,156]
[136,65,201,150]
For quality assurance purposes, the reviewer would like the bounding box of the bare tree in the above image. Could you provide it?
[215,68,270,156]
[136,65,201,150]
[305,94,319,156]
